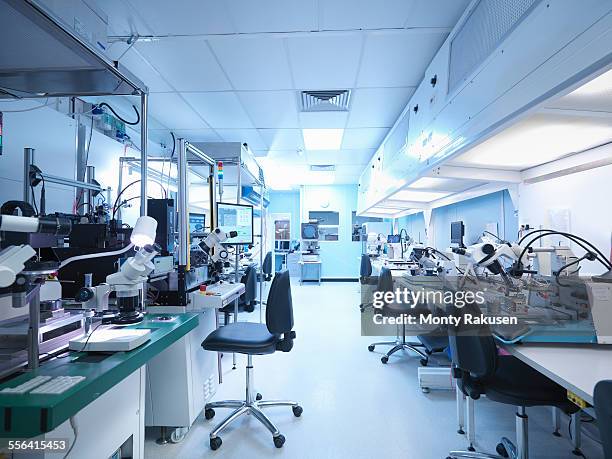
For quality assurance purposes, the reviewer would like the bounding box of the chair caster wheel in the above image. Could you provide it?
[210,436,222,450]
[468,445,476,452]
[292,405,303,417]
[420,359,428,366]
[204,408,215,420]
[273,434,285,448]
[552,431,561,437]
[381,356,389,364]
[256,393,263,401]
[496,443,509,457]
[368,345,375,352]
[457,428,465,435]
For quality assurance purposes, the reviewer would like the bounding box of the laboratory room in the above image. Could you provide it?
[3,1,612,459]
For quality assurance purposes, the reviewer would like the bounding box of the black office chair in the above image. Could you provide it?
[359,254,378,313]
[219,265,257,324]
[367,267,430,365]
[446,301,579,459]
[262,251,273,281]
[202,270,302,450]
[594,380,612,459]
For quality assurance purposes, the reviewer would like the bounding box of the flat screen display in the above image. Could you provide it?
[217,202,254,245]
[189,213,206,234]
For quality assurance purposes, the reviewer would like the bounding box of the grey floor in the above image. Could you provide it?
[144,281,604,459]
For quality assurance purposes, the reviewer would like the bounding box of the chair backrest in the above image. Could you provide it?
[240,265,257,304]
[265,270,293,335]
[447,301,498,380]
[262,251,272,276]
[360,254,373,278]
[594,380,612,459]
[377,267,394,294]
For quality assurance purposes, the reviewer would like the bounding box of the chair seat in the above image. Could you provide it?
[382,303,430,318]
[482,355,579,413]
[202,322,279,355]
[417,332,448,353]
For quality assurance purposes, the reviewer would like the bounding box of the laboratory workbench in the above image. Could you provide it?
[0,313,198,438]
[501,342,612,406]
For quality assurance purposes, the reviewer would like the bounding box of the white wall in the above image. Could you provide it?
[0,99,163,225]
[518,157,612,275]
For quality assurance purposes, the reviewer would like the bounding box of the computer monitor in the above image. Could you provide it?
[216,202,254,245]
[387,234,401,244]
[301,222,319,241]
[189,213,206,234]
[450,221,465,247]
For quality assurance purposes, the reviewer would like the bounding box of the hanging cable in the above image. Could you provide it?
[98,102,140,125]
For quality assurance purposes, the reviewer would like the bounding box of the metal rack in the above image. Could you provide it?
[0,0,150,372]
[193,142,268,322]
[0,0,150,216]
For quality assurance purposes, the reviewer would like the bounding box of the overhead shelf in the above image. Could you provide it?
[0,0,146,98]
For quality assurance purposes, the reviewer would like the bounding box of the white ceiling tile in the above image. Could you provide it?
[341,128,388,149]
[162,129,222,143]
[208,37,294,90]
[237,91,300,128]
[148,93,208,130]
[299,112,348,129]
[127,0,235,35]
[357,30,447,87]
[225,0,317,33]
[258,129,304,150]
[340,149,376,165]
[335,164,367,176]
[404,0,470,28]
[287,33,363,89]
[188,92,254,129]
[347,87,414,128]
[215,129,267,151]
[136,40,231,91]
[93,0,153,36]
[116,49,173,93]
[320,0,414,30]
[305,149,373,165]
[266,150,306,164]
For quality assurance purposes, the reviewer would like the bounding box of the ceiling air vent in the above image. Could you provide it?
[310,165,336,172]
[300,90,351,112]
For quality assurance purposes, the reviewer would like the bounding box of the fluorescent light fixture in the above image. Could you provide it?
[453,114,612,170]
[408,177,479,192]
[302,128,344,150]
[390,189,451,202]
[567,69,612,96]
[367,207,400,215]
[131,216,157,247]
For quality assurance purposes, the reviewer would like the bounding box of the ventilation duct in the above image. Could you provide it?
[300,90,351,112]
[449,0,540,94]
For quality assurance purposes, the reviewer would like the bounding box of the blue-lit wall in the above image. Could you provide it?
[396,190,518,248]
[268,191,301,242]
[268,186,363,279]
[301,184,362,279]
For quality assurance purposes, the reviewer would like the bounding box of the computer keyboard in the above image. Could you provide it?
[30,376,86,394]
[0,375,51,394]
[0,376,85,395]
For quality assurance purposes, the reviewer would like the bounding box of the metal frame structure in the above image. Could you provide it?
[117,142,217,307]
[2,1,149,372]
[208,149,267,324]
